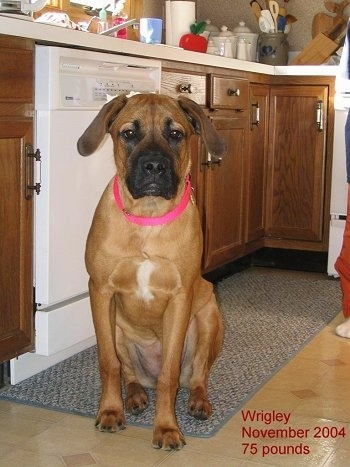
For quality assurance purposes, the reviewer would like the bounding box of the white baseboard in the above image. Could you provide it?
[10,336,96,384]
[10,296,96,384]
[35,296,94,356]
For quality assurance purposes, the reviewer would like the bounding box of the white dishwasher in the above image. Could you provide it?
[11,46,161,383]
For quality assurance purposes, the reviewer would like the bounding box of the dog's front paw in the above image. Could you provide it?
[152,425,186,451]
[95,409,126,432]
[188,394,212,420]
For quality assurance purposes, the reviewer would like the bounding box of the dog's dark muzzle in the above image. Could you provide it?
[126,152,179,200]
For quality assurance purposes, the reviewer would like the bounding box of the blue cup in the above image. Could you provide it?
[139,18,163,44]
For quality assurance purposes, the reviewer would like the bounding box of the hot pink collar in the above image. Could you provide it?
[113,175,192,226]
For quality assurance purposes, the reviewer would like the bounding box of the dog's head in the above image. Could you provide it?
[77,93,226,201]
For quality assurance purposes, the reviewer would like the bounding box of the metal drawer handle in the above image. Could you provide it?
[179,83,192,94]
[227,88,240,97]
[202,152,222,168]
[250,101,260,128]
[316,100,324,132]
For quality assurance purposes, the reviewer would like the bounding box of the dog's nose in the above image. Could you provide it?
[143,160,167,175]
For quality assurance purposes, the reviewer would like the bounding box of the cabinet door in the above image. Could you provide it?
[189,135,205,226]
[265,85,328,246]
[0,120,34,362]
[0,37,34,364]
[203,115,249,272]
[246,83,269,245]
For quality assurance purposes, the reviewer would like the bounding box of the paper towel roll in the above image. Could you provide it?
[165,1,196,47]
[165,1,172,45]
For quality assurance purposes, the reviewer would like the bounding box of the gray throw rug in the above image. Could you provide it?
[0,269,341,437]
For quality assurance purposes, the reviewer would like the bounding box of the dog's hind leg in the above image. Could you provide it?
[114,328,150,415]
[89,281,126,432]
[125,382,149,415]
[187,287,223,421]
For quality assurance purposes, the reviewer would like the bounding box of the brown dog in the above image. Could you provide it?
[77,93,226,450]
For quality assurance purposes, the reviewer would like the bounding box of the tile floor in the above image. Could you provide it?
[1,271,350,466]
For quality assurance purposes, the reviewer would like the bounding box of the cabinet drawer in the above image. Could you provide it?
[161,70,206,105]
[210,76,249,111]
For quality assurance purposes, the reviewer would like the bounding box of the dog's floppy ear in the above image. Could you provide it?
[77,94,128,156]
[177,96,227,157]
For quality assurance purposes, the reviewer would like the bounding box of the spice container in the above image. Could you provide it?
[232,21,259,62]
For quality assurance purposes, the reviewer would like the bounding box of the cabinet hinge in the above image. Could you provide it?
[33,286,41,315]
[25,144,42,199]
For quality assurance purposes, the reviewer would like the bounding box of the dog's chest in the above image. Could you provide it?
[135,259,156,303]
[111,255,182,312]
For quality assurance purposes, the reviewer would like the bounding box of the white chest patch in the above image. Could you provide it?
[136,260,155,303]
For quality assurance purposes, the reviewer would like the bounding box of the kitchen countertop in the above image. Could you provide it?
[0,15,338,77]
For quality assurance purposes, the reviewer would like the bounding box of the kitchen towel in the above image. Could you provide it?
[165,1,196,47]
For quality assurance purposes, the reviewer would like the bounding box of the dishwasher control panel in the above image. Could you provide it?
[93,79,131,100]
[35,45,161,110]
[60,74,154,107]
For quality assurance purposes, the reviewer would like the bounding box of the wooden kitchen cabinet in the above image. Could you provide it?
[0,37,34,364]
[245,83,269,248]
[161,70,250,272]
[203,76,249,272]
[160,68,207,222]
[265,83,330,251]
[203,114,249,271]
[161,64,335,272]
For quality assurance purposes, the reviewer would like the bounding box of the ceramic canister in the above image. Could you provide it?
[232,22,259,62]
[258,32,289,65]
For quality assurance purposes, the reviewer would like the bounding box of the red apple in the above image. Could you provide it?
[179,32,208,53]
[179,22,208,53]
[179,33,208,53]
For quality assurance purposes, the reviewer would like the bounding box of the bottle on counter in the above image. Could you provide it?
[97,6,109,34]
[112,0,128,39]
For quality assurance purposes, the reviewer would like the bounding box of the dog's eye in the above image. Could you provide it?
[169,129,184,140]
[122,129,136,139]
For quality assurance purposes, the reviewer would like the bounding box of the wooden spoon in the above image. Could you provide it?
[286,14,297,24]
[269,0,279,31]
[250,0,262,20]
[279,6,287,17]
